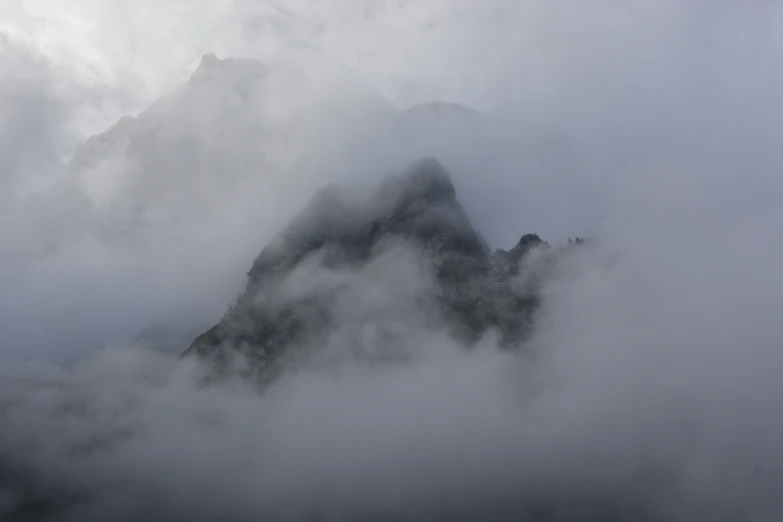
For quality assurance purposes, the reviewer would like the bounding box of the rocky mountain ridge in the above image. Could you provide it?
[183,157,581,377]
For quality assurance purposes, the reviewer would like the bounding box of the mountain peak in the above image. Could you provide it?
[189,53,268,85]
[200,52,220,69]
[190,52,221,79]
[182,159,561,371]
[401,157,456,203]
[371,157,455,211]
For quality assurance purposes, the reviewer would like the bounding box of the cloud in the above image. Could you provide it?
[1,0,783,520]
[0,39,71,197]
[2,234,782,521]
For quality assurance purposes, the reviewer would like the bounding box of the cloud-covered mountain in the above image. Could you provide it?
[183,157,569,379]
[0,50,503,364]
[60,52,396,225]
[40,52,490,238]
[5,3,783,515]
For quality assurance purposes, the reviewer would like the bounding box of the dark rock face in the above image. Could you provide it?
[183,158,561,374]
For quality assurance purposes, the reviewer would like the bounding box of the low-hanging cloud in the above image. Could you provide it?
[2,0,783,520]
[2,235,783,521]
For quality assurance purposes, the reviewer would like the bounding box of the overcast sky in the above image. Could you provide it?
[1,3,783,518]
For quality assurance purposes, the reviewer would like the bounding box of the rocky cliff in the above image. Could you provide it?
[183,158,568,377]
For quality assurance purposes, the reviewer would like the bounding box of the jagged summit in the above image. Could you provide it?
[367,158,488,261]
[374,157,457,207]
[183,159,563,374]
[189,52,268,84]
[246,157,482,283]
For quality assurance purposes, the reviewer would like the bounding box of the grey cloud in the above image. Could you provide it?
[1,0,783,520]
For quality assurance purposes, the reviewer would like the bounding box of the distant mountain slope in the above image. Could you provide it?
[60,52,399,226]
[42,51,496,246]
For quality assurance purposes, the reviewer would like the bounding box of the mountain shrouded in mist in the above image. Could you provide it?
[61,52,399,226]
[0,53,597,522]
[34,53,486,250]
[0,52,496,361]
[183,157,571,378]
[5,4,783,515]
[0,53,613,522]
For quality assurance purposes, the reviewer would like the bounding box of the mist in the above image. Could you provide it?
[2,0,783,520]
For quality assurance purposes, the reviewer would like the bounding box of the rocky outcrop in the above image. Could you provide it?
[183,158,566,375]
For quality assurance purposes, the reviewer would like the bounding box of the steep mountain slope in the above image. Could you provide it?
[184,158,567,375]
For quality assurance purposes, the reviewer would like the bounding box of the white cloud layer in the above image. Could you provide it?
[2,1,783,520]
